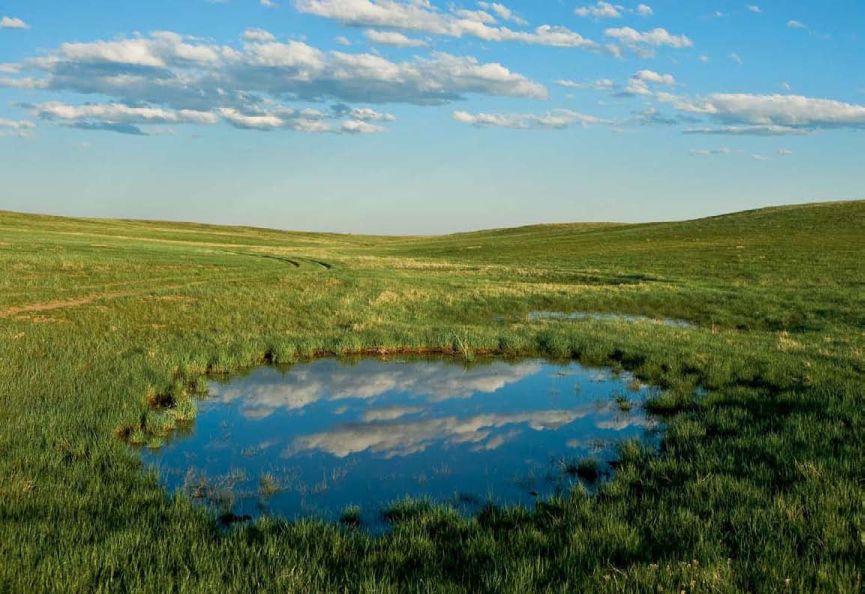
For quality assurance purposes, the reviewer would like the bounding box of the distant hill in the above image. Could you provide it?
[2,199,863,285]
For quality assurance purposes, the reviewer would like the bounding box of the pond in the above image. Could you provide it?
[142,358,659,528]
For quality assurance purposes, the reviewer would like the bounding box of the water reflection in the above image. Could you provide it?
[143,358,658,528]
[209,359,543,419]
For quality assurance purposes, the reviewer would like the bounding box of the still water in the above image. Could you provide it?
[143,358,658,527]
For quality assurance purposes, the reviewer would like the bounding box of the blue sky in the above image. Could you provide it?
[1,0,863,233]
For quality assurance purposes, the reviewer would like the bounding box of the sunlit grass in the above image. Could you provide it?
[0,201,863,592]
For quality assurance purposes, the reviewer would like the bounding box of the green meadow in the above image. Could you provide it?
[0,200,863,593]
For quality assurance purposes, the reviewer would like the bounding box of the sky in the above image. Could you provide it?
[0,0,863,234]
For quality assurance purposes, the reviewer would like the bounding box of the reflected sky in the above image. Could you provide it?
[142,358,658,528]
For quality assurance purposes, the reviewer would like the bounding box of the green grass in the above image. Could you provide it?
[0,200,863,593]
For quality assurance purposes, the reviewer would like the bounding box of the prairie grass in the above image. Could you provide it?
[0,201,863,593]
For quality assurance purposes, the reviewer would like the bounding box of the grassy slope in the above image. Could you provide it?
[0,201,863,593]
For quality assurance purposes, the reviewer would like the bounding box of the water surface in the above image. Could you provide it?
[143,358,658,527]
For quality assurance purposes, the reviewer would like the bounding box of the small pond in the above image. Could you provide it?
[142,358,659,528]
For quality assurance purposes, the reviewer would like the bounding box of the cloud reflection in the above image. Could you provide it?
[209,359,543,419]
[287,404,615,459]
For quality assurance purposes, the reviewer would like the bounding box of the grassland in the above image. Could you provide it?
[0,201,863,593]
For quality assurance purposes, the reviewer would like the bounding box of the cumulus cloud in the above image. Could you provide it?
[604,26,692,56]
[575,2,622,19]
[620,69,675,95]
[636,4,653,16]
[747,5,762,14]
[1,30,547,134]
[787,20,807,30]
[453,109,606,129]
[294,0,599,49]
[365,29,428,46]
[667,93,865,133]
[477,2,527,25]
[243,28,276,42]
[340,119,386,133]
[633,69,675,85]
[1,16,29,29]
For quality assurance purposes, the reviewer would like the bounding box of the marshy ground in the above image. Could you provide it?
[0,201,863,593]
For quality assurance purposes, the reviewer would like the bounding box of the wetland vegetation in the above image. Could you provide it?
[1,201,864,592]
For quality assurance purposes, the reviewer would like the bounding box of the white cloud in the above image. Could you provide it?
[335,35,352,46]
[604,27,692,56]
[747,5,762,14]
[633,69,675,85]
[681,94,865,128]
[243,28,276,42]
[31,102,219,125]
[1,16,29,29]
[621,69,675,96]
[0,76,46,89]
[341,119,385,133]
[777,148,793,156]
[261,0,278,7]
[729,52,743,64]
[575,2,652,19]
[0,118,36,130]
[689,147,730,156]
[683,125,808,136]
[656,91,865,135]
[575,2,622,19]
[2,31,548,135]
[294,0,599,49]
[218,107,286,129]
[365,29,428,46]
[556,78,615,91]
[453,109,606,129]
[787,20,807,29]
[340,106,395,121]
[477,2,527,25]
